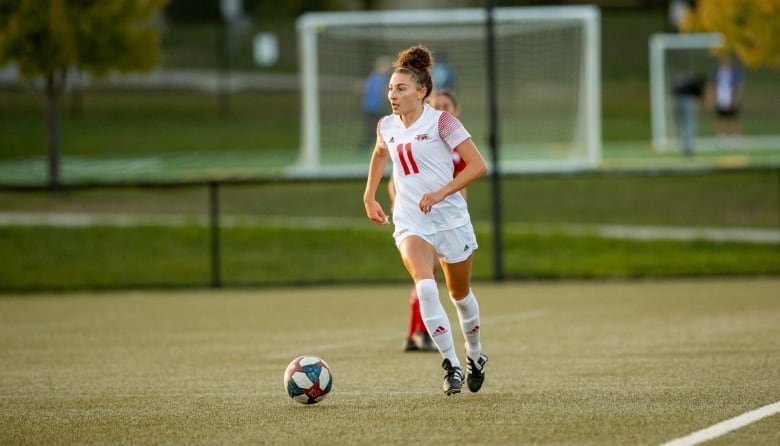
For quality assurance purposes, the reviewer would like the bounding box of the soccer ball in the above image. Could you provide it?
[283,355,333,404]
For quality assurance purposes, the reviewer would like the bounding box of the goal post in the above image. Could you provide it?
[295,6,601,176]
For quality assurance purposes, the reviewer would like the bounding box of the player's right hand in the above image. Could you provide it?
[364,200,389,225]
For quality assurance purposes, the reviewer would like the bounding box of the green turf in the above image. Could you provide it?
[1,280,778,444]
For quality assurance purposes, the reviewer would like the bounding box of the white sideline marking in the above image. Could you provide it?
[660,401,780,446]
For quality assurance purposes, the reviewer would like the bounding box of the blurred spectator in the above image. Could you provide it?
[431,52,455,91]
[668,0,694,32]
[712,53,744,149]
[672,72,707,156]
[358,56,392,151]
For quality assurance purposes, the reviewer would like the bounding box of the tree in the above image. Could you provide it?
[682,0,780,68]
[0,0,167,189]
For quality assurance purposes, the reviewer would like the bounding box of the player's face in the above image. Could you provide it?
[388,72,425,116]
[432,95,459,117]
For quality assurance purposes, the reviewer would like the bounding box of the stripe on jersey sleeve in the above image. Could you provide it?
[438,112,471,148]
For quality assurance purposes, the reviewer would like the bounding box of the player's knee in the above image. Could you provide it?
[447,284,470,301]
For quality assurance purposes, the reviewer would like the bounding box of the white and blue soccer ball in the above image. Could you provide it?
[283,355,333,404]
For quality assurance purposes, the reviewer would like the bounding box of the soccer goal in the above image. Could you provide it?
[295,6,601,176]
[649,33,723,151]
[649,33,780,152]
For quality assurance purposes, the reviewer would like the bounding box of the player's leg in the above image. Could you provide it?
[399,235,457,362]
[405,288,421,351]
[442,257,488,393]
[438,225,488,393]
[398,235,462,394]
[405,287,434,351]
[440,256,482,360]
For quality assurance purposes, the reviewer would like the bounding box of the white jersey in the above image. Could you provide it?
[377,103,472,235]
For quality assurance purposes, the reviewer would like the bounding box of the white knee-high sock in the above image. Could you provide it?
[416,279,459,367]
[451,290,481,362]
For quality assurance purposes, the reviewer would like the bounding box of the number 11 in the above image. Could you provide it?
[396,143,419,175]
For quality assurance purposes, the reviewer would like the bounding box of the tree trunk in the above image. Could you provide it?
[44,72,63,190]
[70,68,83,118]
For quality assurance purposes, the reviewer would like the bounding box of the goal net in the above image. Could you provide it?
[295,6,600,177]
[649,33,780,152]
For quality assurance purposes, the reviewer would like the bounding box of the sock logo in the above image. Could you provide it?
[431,326,447,337]
[467,325,480,334]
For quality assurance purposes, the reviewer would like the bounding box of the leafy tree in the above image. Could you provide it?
[682,0,780,68]
[0,0,167,189]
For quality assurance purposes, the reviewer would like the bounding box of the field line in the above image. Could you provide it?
[660,401,780,446]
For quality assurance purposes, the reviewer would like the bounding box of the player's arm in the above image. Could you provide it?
[442,138,486,197]
[419,138,486,213]
[453,149,468,200]
[364,143,390,224]
[455,171,467,200]
[439,138,487,199]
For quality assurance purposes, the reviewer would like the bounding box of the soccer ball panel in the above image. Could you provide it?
[319,367,331,389]
[291,371,314,388]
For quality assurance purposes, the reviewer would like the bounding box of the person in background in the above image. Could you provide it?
[672,72,706,156]
[431,51,455,91]
[712,53,744,149]
[390,89,466,352]
[358,56,392,151]
[364,45,488,395]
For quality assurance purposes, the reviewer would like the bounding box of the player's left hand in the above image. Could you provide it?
[418,192,444,214]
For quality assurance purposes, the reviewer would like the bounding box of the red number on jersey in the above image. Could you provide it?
[396,143,419,175]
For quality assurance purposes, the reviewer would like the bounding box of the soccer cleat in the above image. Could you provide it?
[466,354,488,393]
[405,332,437,352]
[415,331,437,352]
[441,358,464,395]
[403,337,420,352]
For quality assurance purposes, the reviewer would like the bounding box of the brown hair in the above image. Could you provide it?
[393,44,434,101]
[434,89,459,110]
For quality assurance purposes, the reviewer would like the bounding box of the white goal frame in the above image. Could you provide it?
[295,6,601,175]
[649,32,724,150]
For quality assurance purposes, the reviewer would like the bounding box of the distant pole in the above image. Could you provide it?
[218,19,231,115]
[485,0,504,281]
[219,0,242,115]
[208,182,222,288]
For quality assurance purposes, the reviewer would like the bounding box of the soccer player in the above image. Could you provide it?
[363,45,488,395]
[389,89,466,353]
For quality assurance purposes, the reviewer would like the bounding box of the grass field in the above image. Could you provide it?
[0,169,777,290]
[1,279,778,445]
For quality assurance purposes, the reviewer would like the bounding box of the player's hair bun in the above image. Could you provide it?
[395,45,433,74]
[393,44,434,100]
